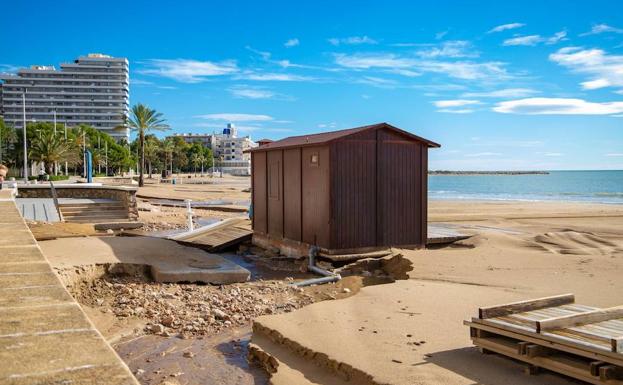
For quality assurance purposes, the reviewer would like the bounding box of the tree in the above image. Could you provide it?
[29,126,79,175]
[0,117,17,166]
[144,135,161,179]
[127,104,169,186]
[190,152,205,176]
[161,138,174,177]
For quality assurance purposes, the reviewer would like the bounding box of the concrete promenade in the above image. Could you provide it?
[0,190,138,384]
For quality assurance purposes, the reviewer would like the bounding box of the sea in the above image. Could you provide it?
[428,170,623,204]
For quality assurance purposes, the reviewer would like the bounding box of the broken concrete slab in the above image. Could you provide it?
[151,255,250,284]
[40,236,250,284]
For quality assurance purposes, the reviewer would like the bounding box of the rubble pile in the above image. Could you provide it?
[73,276,315,337]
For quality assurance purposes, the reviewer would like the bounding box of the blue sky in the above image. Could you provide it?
[2,0,623,170]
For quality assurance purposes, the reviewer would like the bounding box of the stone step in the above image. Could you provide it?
[60,210,129,217]
[59,201,123,207]
[59,204,125,211]
[64,217,131,223]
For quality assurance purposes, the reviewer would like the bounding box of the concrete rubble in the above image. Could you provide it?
[67,273,316,338]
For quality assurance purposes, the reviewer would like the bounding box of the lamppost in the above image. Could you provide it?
[53,109,58,176]
[64,121,68,176]
[22,90,28,182]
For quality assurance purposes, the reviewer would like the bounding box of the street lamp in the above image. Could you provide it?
[22,90,28,182]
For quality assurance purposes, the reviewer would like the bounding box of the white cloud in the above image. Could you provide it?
[437,109,475,114]
[197,113,274,122]
[605,153,623,157]
[462,88,538,98]
[502,31,567,46]
[488,23,525,33]
[503,35,543,46]
[334,53,510,80]
[140,59,238,83]
[334,53,416,69]
[416,41,478,58]
[493,97,623,115]
[433,99,480,108]
[0,64,20,74]
[550,47,623,90]
[239,72,315,82]
[543,152,563,157]
[416,60,509,80]
[228,87,275,99]
[356,76,398,88]
[328,36,378,46]
[580,24,623,36]
[435,31,449,40]
[130,79,154,86]
[284,38,300,47]
[546,31,568,45]
[465,152,503,157]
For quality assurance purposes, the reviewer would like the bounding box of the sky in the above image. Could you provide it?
[1,0,622,170]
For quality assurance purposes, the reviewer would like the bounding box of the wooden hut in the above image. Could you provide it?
[248,123,440,256]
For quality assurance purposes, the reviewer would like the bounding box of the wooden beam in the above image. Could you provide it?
[537,306,623,333]
[590,361,607,376]
[612,337,623,353]
[478,294,575,319]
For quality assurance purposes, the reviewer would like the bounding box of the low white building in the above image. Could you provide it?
[170,124,256,175]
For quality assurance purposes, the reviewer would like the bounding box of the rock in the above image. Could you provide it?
[342,288,351,293]
[106,229,114,234]
[183,351,195,358]
[135,368,145,376]
[150,324,165,334]
[161,315,175,327]
[212,308,229,320]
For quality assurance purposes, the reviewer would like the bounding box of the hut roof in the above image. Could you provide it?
[247,123,440,153]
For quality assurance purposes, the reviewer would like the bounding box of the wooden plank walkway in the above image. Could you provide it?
[427,223,470,245]
[0,190,138,384]
[171,217,252,252]
[465,294,623,384]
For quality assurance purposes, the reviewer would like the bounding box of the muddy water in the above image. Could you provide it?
[114,327,268,385]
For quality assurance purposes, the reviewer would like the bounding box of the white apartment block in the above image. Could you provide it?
[171,124,256,175]
[0,54,129,141]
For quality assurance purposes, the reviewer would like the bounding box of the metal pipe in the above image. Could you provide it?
[291,246,341,287]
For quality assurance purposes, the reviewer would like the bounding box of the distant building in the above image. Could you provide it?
[170,124,256,175]
[0,53,129,141]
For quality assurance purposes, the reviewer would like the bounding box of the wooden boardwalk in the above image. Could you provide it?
[465,294,623,384]
[171,217,252,252]
[427,223,470,245]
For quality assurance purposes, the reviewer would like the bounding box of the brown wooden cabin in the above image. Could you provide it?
[248,123,440,256]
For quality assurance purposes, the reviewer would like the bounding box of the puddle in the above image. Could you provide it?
[221,253,312,281]
[114,327,268,385]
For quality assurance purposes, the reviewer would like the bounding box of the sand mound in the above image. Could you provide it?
[530,230,623,256]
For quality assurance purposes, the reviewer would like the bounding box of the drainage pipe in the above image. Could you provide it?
[291,246,341,287]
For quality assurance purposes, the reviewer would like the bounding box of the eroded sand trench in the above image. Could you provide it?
[53,250,414,385]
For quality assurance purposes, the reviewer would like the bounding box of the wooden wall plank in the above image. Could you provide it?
[479,294,575,319]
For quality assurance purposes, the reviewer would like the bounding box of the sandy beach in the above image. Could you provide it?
[250,198,623,385]
[30,178,623,384]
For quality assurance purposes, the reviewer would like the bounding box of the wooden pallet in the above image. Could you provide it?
[465,294,623,384]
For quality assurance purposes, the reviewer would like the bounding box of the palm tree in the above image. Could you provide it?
[190,153,204,176]
[127,104,169,186]
[30,129,78,175]
[161,138,174,178]
[144,136,160,179]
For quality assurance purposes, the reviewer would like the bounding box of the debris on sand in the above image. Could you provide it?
[67,272,315,337]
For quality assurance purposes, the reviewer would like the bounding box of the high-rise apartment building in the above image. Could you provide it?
[0,54,129,140]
